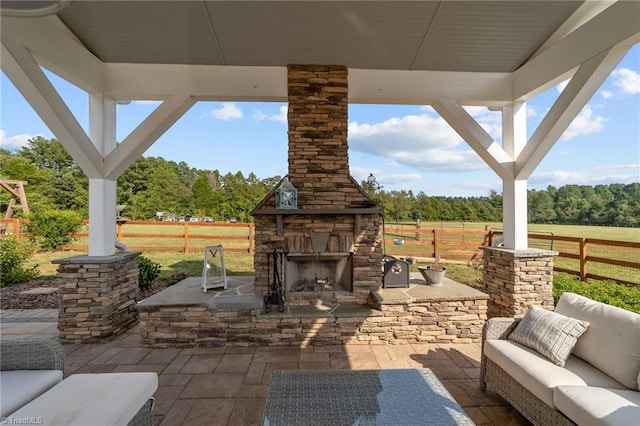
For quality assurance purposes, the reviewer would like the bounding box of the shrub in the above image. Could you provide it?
[138,255,161,291]
[0,235,39,286]
[553,273,640,314]
[26,209,82,251]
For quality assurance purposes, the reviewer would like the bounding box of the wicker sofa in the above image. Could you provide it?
[1,338,157,426]
[481,293,640,426]
[0,338,65,418]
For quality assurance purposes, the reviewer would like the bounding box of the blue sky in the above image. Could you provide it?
[1,45,638,197]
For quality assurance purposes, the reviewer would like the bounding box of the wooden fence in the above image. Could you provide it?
[2,219,638,286]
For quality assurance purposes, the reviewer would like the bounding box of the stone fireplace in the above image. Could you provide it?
[252,65,383,305]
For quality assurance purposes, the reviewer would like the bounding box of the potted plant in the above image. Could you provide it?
[418,255,446,287]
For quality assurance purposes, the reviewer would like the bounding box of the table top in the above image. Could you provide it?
[263,368,475,426]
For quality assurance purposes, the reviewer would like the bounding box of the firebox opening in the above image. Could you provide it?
[285,253,353,293]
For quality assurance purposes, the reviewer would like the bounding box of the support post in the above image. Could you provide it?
[501,102,528,250]
[482,247,557,318]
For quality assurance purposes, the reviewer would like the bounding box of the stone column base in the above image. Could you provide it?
[481,247,557,318]
[54,252,141,343]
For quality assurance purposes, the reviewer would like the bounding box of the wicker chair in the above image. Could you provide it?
[1,339,154,426]
[480,318,576,426]
[0,338,65,372]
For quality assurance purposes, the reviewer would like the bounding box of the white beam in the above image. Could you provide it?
[432,100,514,180]
[0,16,104,93]
[1,35,103,178]
[102,63,514,106]
[104,96,196,180]
[515,46,630,179]
[350,69,513,105]
[513,0,640,100]
[104,64,287,102]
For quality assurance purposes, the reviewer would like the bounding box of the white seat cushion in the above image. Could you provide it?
[555,292,640,390]
[485,339,625,407]
[554,385,640,426]
[0,370,63,418]
[8,372,158,426]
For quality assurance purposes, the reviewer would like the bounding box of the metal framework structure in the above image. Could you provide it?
[1,1,638,255]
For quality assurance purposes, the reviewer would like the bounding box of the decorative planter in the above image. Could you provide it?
[418,266,446,287]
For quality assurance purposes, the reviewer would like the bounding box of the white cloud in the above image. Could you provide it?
[556,79,570,93]
[209,103,243,120]
[349,112,485,172]
[600,90,613,99]
[253,110,267,120]
[0,130,37,150]
[269,106,288,123]
[133,100,162,106]
[530,165,640,188]
[561,105,606,140]
[612,68,640,95]
[253,105,287,123]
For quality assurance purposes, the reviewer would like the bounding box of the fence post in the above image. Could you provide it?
[248,223,255,254]
[183,222,189,253]
[432,229,439,259]
[116,221,124,241]
[14,219,22,239]
[579,238,587,281]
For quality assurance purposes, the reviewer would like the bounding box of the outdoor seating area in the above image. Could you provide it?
[0,309,530,425]
[481,293,640,426]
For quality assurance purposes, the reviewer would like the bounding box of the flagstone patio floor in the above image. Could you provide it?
[1,309,531,425]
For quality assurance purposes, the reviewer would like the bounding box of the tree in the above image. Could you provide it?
[191,172,217,217]
[18,136,74,172]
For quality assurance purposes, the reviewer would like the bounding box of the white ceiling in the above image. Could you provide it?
[56,1,582,73]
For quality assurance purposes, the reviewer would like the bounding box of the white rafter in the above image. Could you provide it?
[515,45,631,180]
[432,100,514,180]
[1,16,103,93]
[104,95,197,180]
[1,34,103,178]
[513,0,640,100]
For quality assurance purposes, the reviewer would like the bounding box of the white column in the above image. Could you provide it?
[88,179,117,256]
[88,94,117,256]
[502,101,528,249]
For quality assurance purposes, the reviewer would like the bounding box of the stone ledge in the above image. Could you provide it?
[257,304,384,320]
[53,251,142,264]
[480,247,558,258]
[372,277,489,305]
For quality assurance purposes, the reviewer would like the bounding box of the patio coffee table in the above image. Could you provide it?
[263,368,475,425]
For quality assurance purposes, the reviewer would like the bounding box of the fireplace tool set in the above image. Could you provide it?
[264,251,286,313]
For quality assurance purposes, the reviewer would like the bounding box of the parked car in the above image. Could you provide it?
[189,217,199,222]
[204,217,213,222]
[229,218,237,223]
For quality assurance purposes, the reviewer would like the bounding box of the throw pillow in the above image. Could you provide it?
[509,305,589,367]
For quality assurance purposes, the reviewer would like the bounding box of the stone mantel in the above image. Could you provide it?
[254,207,383,236]
[252,207,383,215]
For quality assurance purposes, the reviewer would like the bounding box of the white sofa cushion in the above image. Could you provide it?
[509,305,589,367]
[555,292,640,390]
[0,370,63,418]
[485,339,626,407]
[9,372,158,426]
[554,385,640,426]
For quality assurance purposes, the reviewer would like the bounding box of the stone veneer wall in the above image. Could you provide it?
[252,64,382,300]
[481,247,556,318]
[54,252,140,343]
[139,297,487,348]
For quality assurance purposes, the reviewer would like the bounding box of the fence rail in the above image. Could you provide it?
[2,219,637,286]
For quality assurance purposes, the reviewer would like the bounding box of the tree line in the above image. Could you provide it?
[1,137,638,227]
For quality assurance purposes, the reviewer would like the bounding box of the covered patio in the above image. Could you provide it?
[1,1,639,424]
[1,308,528,425]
